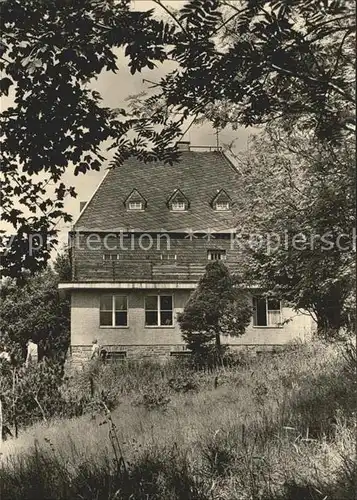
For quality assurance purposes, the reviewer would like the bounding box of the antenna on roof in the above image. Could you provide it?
[215,127,221,149]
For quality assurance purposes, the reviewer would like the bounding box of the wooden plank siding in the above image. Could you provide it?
[70,232,243,282]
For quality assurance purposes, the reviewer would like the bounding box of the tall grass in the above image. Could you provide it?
[0,342,355,500]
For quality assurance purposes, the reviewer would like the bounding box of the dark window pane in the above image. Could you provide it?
[115,296,127,311]
[145,311,158,325]
[100,296,112,311]
[161,311,173,325]
[103,253,119,261]
[208,250,226,261]
[160,296,172,310]
[100,311,112,326]
[256,298,267,326]
[267,299,280,311]
[145,296,157,311]
[115,312,127,326]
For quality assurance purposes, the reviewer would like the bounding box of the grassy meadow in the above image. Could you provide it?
[0,342,356,500]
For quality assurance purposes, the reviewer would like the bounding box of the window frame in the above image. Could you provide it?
[128,201,143,210]
[103,253,120,261]
[160,253,177,261]
[105,351,127,362]
[207,249,227,261]
[144,294,174,328]
[99,295,129,328]
[252,297,282,328]
[215,201,230,211]
[170,201,187,212]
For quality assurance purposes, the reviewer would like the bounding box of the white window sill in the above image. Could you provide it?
[252,326,284,329]
[145,325,176,329]
[99,326,129,329]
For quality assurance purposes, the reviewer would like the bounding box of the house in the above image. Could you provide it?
[59,143,314,364]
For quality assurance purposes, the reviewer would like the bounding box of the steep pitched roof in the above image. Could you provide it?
[74,150,241,232]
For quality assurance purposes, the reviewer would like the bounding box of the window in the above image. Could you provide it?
[211,189,231,211]
[171,201,186,211]
[124,189,146,210]
[160,253,177,261]
[128,201,143,210]
[100,295,128,327]
[105,351,127,362]
[207,249,226,261]
[170,351,191,358]
[167,189,189,211]
[145,295,173,326]
[253,297,282,326]
[215,202,230,211]
[103,254,120,261]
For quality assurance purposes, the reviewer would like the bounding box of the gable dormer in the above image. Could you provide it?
[167,189,189,212]
[211,189,232,211]
[124,189,146,211]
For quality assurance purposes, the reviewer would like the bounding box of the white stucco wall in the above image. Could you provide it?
[70,289,315,349]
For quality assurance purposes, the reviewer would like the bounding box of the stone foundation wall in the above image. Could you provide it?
[68,344,189,369]
[66,342,300,371]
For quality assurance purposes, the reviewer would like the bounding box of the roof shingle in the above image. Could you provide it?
[75,151,241,232]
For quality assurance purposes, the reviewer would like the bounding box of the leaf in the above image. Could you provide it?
[0,77,13,96]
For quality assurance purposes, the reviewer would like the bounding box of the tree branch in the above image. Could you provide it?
[212,6,249,36]
[152,0,188,35]
[330,28,353,79]
[34,395,47,422]
[271,63,355,103]
[305,14,355,36]
[176,113,199,143]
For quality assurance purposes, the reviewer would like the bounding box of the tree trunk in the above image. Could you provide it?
[215,332,222,366]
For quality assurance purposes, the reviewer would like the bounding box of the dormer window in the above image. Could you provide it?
[171,202,186,211]
[128,201,143,210]
[211,189,232,211]
[124,189,146,211]
[215,202,230,211]
[167,189,189,212]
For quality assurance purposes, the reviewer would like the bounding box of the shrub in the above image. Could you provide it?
[168,373,198,393]
[1,343,355,500]
[132,384,171,411]
[178,262,251,363]
[0,360,67,432]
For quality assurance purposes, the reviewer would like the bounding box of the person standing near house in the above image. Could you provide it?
[90,339,100,360]
[0,344,11,363]
[25,339,38,367]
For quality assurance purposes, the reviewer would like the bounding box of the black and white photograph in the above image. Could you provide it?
[0,1,356,499]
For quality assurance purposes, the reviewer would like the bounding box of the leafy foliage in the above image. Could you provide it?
[0,0,181,278]
[177,261,252,361]
[0,360,65,432]
[0,254,70,362]
[234,128,356,337]
[1,0,355,277]
[172,0,355,140]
